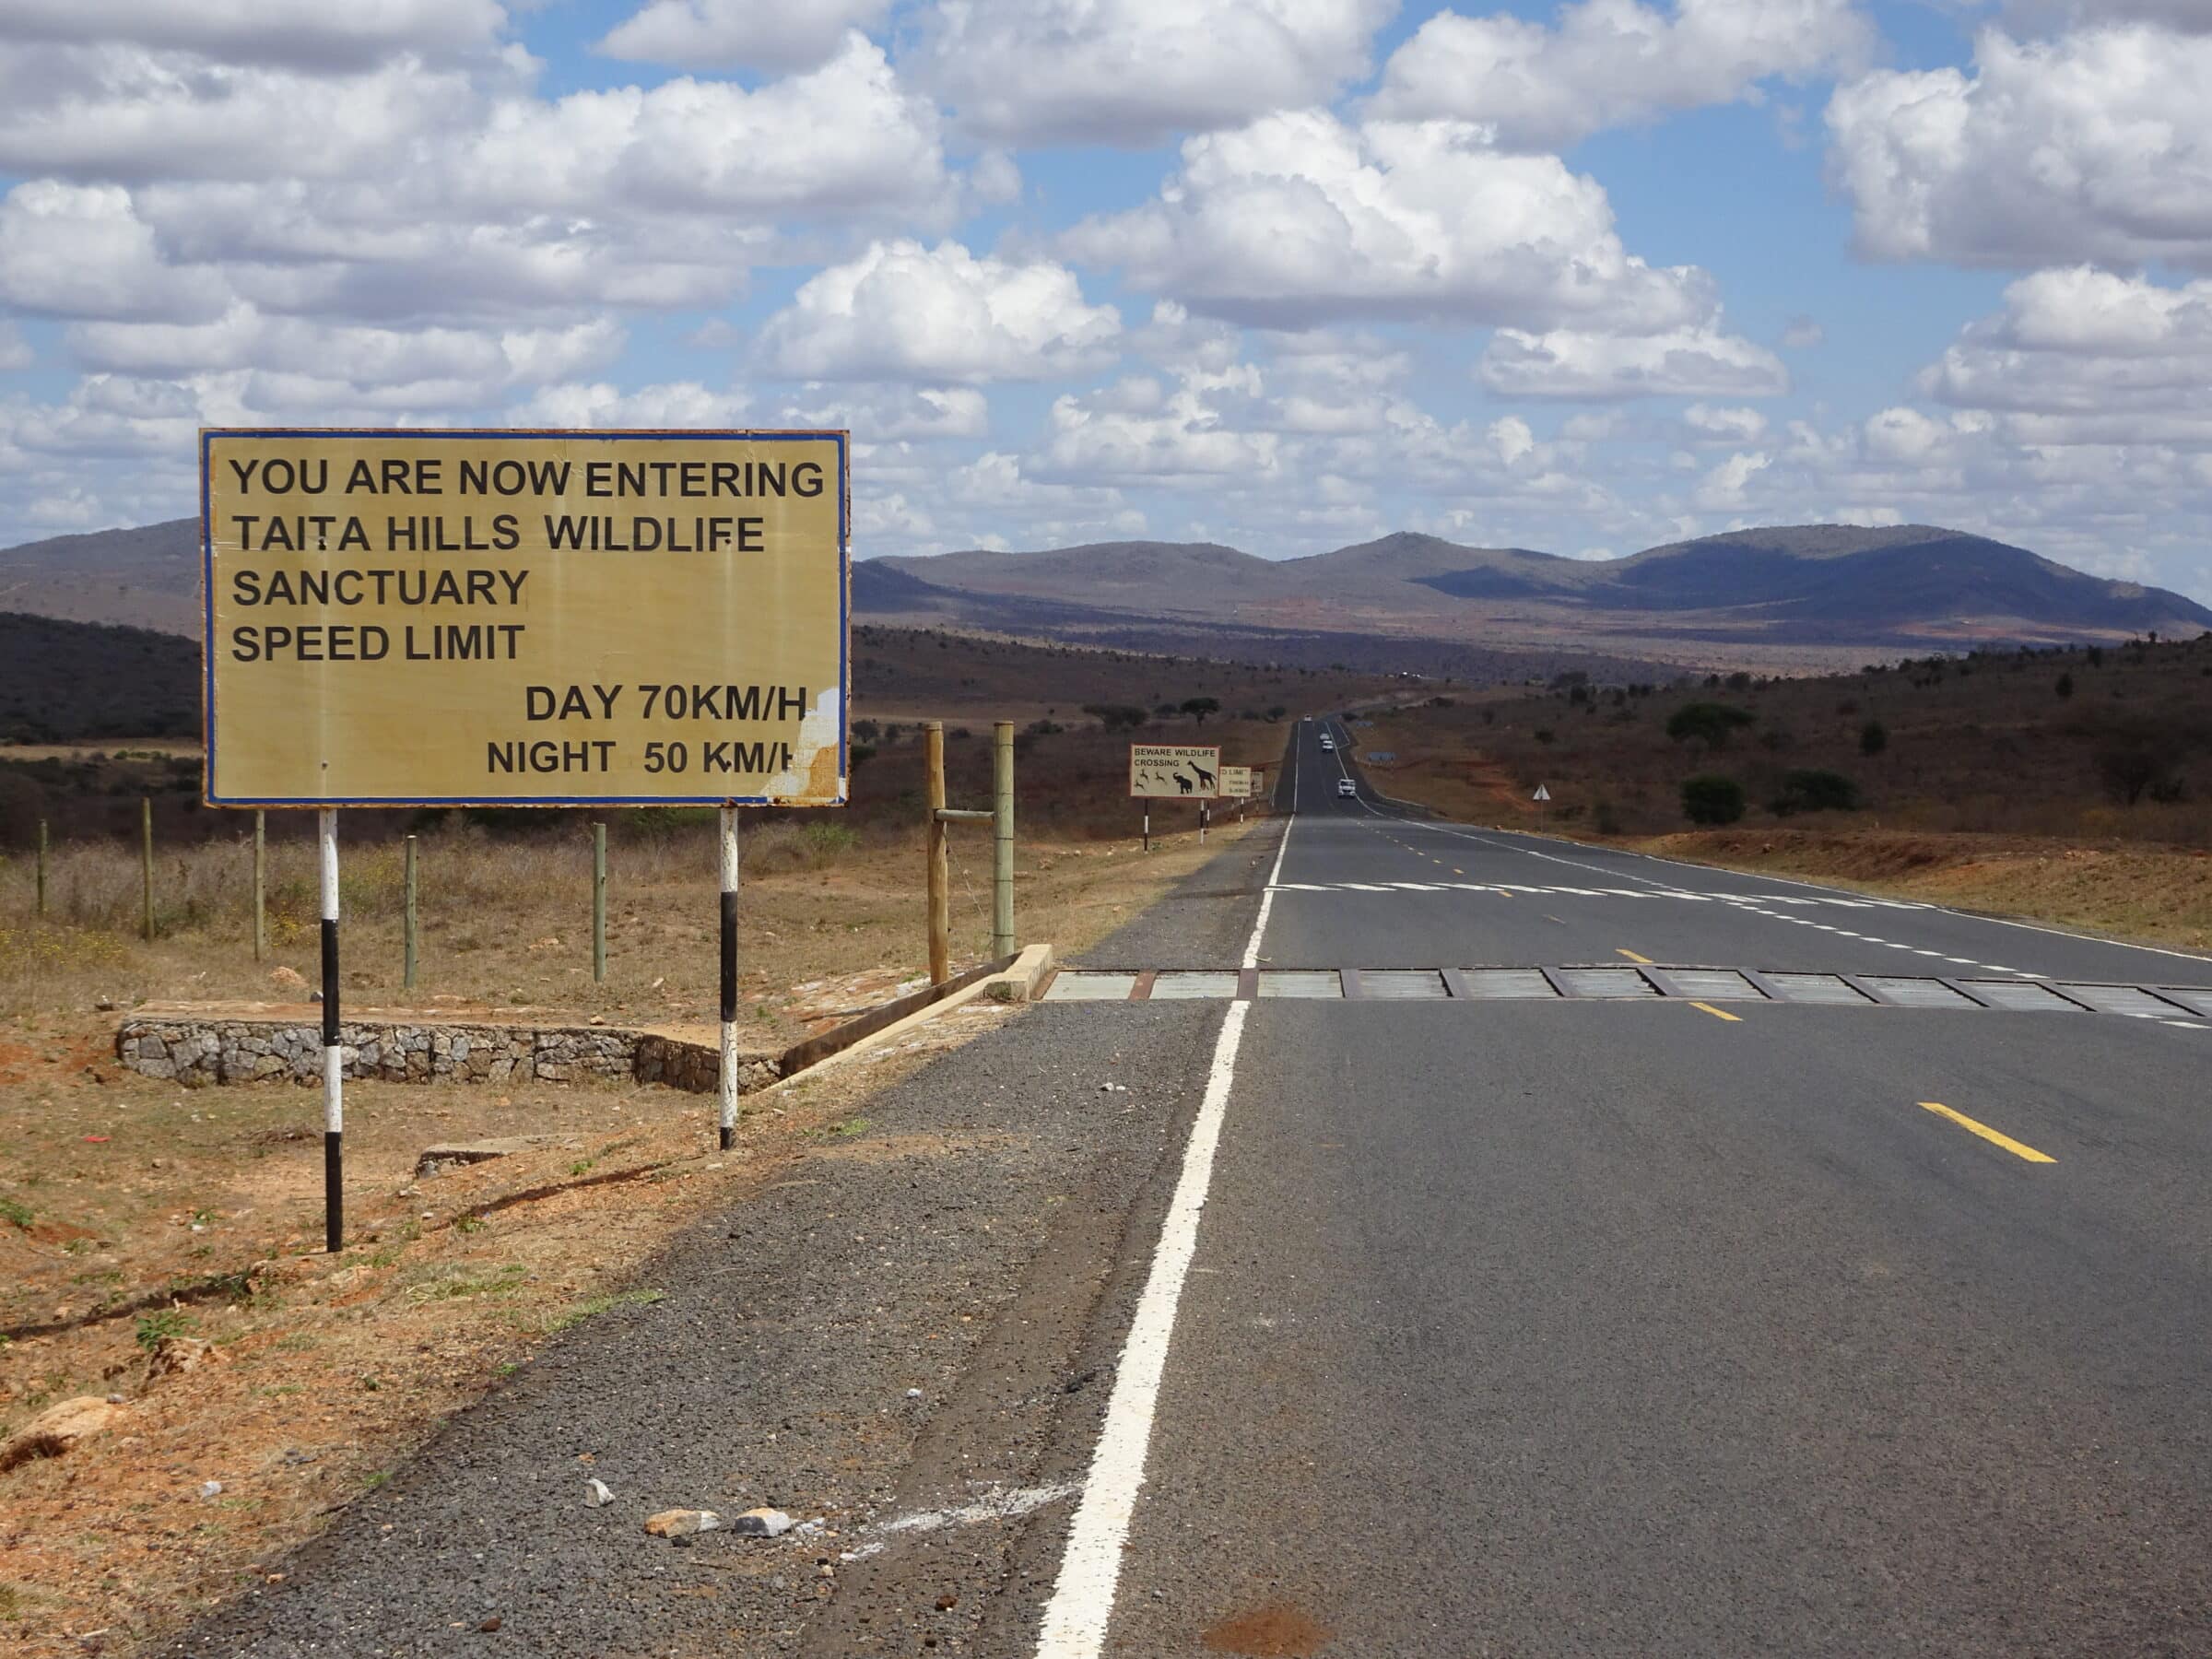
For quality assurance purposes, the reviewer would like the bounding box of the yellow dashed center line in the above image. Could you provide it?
[1616,948,1653,964]
[1919,1101,2055,1164]
[1690,1001,1741,1023]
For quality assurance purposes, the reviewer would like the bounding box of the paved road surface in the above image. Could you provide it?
[182,716,2212,1657]
[1017,717,2212,1657]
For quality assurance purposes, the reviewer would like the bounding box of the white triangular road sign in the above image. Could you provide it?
[1533,783,1551,802]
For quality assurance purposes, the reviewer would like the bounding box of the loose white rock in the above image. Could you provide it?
[584,1478,614,1508]
[729,1507,794,1538]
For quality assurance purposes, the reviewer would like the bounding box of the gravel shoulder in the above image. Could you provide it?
[171,820,1283,1656]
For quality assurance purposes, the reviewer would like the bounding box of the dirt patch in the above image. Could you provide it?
[1204,1601,1335,1656]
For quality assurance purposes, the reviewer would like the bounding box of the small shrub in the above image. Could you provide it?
[135,1308,194,1351]
[2055,673,2075,699]
[1665,702,1756,750]
[0,1194,30,1230]
[1859,719,1888,757]
[1770,770,1861,815]
[1680,775,1747,826]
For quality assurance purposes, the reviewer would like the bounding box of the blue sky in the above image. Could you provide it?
[2,0,2209,601]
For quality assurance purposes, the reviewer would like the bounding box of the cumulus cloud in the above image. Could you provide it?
[1914,267,2212,447]
[1683,404,1768,441]
[1479,322,1787,398]
[775,384,990,441]
[755,241,1120,383]
[1373,0,1875,149]
[4,0,510,70]
[1826,23,2212,270]
[1064,112,1716,331]
[596,3,889,71]
[0,182,229,322]
[0,324,32,371]
[912,0,1396,147]
[506,381,751,428]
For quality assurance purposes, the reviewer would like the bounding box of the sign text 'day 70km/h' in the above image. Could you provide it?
[201,429,850,806]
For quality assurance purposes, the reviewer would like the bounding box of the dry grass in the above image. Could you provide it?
[0,812,1263,1656]
[1629,827,2212,955]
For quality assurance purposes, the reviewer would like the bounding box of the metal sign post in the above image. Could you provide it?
[319,808,343,1252]
[718,806,739,1151]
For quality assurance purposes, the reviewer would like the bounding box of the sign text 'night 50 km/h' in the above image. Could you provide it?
[201,429,850,806]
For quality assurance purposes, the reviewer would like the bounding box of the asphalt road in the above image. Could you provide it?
[1016,716,2212,1657]
[177,720,2212,1657]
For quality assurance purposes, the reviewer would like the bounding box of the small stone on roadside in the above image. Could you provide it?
[477,1617,501,1632]
[905,1388,923,1400]
[644,1508,721,1538]
[584,1478,614,1508]
[198,1480,223,1499]
[730,1506,794,1538]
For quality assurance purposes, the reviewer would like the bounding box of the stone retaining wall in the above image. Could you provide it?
[115,1013,779,1097]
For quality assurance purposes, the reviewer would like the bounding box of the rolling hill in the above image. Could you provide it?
[6,516,2206,667]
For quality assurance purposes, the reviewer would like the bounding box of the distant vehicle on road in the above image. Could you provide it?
[1320,735,1335,750]
[1337,778,1357,797]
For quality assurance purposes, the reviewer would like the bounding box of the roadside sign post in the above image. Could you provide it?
[200,426,850,1237]
[992,721,1016,960]
[1129,744,1221,849]
[319,808,342,1253]
[925,723,951,985]
[35,818,46,918]
[719,806,739,1151]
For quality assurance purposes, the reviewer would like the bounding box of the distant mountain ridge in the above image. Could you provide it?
[5,516,2206,661]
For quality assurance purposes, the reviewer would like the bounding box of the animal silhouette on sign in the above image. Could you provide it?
[1173,771,1195,794]
[1189,760,1217,792]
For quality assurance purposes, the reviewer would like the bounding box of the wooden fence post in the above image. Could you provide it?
[35,819,47,919]
[925,721,950,985]
[592,821,607,983]
[992,721,1015,959]
[141,797,155,941]
[403,834,419,991]
[252,811,266,962]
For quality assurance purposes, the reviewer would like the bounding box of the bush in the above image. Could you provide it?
[1680,775,1747,826]
[1770,770,1860,816]
[1859,719,1888,757]
[2055,673,2074,699]
[1665,702,1756,750]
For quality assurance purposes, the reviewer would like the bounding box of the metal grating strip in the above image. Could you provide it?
[1761,972,1872,1006]
[2058,983,2194,1018]
[1042,971,1138,1002]
[1660,968,1761,1001]
[1968,979,2082,1013]
[1458,969,1559,1000]
[1258,971,1343,999]
[1150,971,1240,1000]
[1361,971,1450,1001]
[1557,967,1658,999]
[1859,976,1975,1009]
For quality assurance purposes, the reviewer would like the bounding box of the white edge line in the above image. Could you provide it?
[1033,816,1289,1655]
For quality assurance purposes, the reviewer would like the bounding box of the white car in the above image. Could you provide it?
[1319,735,1335,751]
[1336,779,1357,797]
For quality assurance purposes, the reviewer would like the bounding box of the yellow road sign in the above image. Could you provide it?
[1129,744,1221,799]
[200,429,849,806]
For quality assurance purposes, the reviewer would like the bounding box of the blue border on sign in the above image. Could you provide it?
[199,427,852,808]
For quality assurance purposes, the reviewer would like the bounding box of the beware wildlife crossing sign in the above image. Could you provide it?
[1129,745,1221,799]
[200,428,850,807]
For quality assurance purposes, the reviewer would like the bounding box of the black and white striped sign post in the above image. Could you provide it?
[319,807,344,1252]
[718,805,740,1152]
